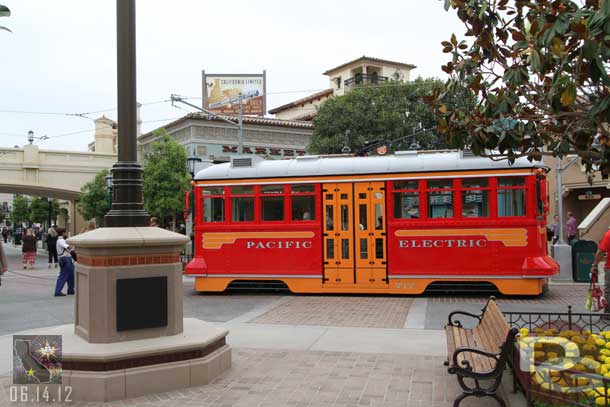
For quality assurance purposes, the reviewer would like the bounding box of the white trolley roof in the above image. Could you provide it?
[194,151,540,181]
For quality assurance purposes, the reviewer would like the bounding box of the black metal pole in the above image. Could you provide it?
[47,199,51,230]
[104,0,149,227]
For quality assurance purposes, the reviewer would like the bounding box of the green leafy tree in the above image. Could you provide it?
[29,197,60,226]
[309,78,474,154]
[143,129,190,229]
[0,5,10,33]
[11,195,30,226]
[78,169,111,226]
[430,0,610,177]
[30,197,48,225]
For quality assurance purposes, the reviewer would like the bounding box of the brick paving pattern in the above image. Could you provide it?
[0,348,500,407]
[252,297,413,328]
[429,284,589,306]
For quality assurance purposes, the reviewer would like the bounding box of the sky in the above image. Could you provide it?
[0,0,465,152]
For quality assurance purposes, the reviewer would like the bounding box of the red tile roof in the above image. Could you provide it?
[323,56,416,75]
[268,88,334,114]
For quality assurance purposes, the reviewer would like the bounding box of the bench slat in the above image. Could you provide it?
[445,325,456,358]
[472,329,494,371]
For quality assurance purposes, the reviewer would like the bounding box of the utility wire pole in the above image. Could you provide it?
[238,93,244,154]
[171,93,245,154]
[552,155,580,281]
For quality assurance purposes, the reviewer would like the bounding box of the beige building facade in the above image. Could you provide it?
[139,113,313,163]
[0,144,116,235]
[269,56,416,121]
[88,116,118,154]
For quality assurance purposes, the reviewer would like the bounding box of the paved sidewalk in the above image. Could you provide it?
[0,348,522,407]
[0,294,524,407]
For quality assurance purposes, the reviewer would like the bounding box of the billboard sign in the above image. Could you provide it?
[202,71,266,116]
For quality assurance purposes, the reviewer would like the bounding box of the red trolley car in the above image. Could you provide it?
[185,151,558,295]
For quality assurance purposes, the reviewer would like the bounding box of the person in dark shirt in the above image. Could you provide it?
[22,229,37,269]
[46,226,59,268]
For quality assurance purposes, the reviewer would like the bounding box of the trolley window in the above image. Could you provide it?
[497,177,526,217]
[536,177,545,216]
[393,180,420,219]
[231,186,255,222]
[261,185,285,221]
[202,187,225,223]
[427,180,454,219]
[290,184,316,221]
[461,178,490,218]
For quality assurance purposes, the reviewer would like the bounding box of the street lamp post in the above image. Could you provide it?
[47,198,52,231]
[104,0,149,227]
[27,130,48,145]
[105,173,113,201]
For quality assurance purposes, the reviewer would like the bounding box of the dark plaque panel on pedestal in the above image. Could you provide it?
[116,277,168,331]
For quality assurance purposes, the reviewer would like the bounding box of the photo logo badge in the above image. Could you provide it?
[13,335,62,384]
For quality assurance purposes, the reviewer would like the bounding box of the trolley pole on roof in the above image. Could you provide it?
[171,93,246,155]
[238,93,244,154]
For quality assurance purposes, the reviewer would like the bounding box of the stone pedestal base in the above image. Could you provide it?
[20,319,230,402]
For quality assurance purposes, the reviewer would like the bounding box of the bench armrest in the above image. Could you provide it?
[451,347,500,376]
[447,310,482,328]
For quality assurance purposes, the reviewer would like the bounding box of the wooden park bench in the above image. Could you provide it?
[445,298,519,407]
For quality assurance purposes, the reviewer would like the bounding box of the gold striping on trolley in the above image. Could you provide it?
[203,231,315,249]
[394,228,528,247]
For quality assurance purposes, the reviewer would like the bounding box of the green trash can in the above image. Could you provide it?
[572,240,598,282]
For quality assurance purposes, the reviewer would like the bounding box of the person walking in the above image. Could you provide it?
[549,215,560,244]
[53,228,74,297]
[565,211,578,243]
[2,227,8,243]
[149,217,159,227]
[46,226,59,268]
[0,240,8,286]
[21,229,37,269]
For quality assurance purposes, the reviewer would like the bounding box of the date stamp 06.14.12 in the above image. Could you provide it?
[9,335,72,403]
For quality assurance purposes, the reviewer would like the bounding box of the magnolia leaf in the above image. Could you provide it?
[0,25,10,32]
[511,30,526,42]
[478,1,488,18]
[551,37,566,56]
[0,5,9,17]
[560,84,576,106]
[444,0,450,11]
[601,0,610,17]
[529,49,542,73]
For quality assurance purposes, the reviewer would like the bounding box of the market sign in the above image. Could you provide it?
[202,71,266,116]
[221,145,306,157]
[578,191,602,200]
